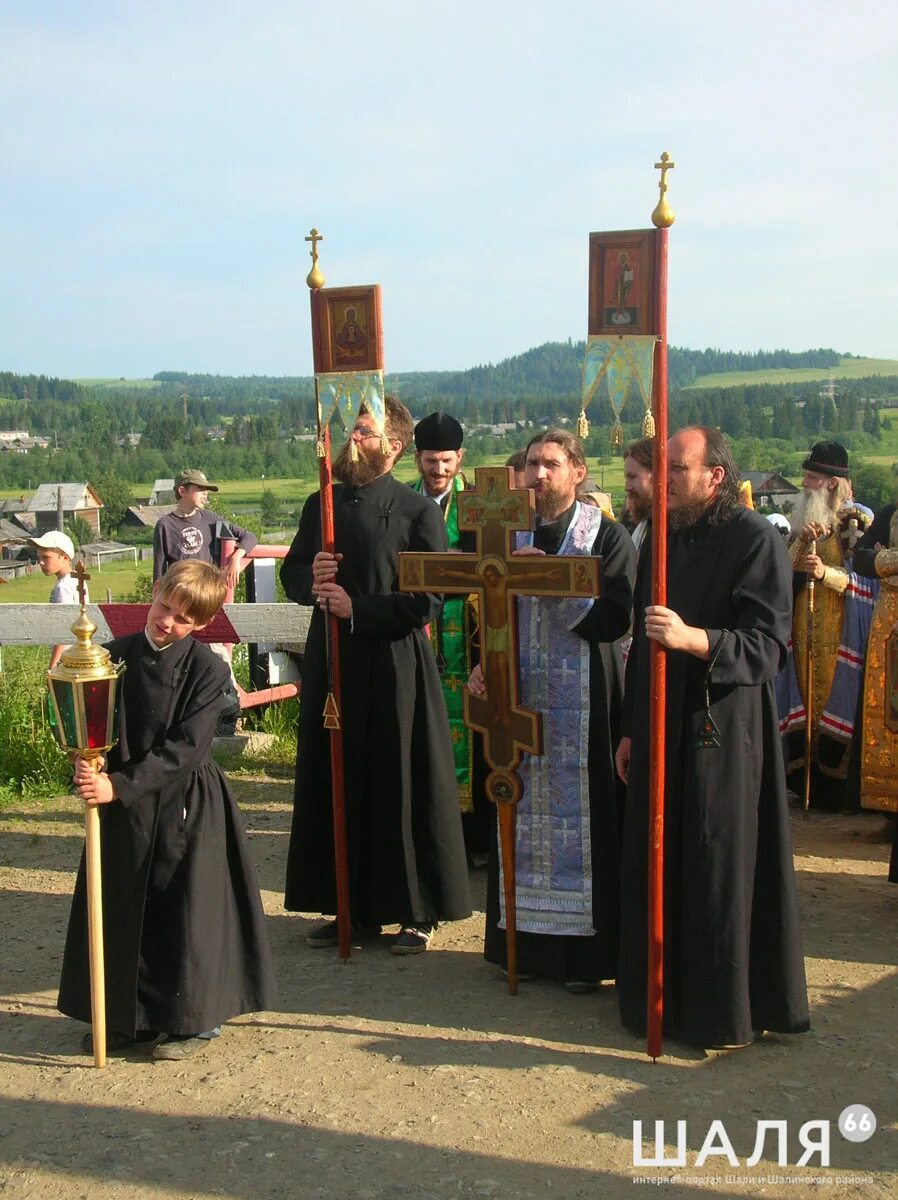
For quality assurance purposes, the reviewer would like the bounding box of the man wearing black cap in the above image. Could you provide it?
[411,412,490,860]
[775,441,875,809]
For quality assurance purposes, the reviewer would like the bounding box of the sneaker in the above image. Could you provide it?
[305,920,381,948]
[390,924,437,956]
[152,1034,214,1061]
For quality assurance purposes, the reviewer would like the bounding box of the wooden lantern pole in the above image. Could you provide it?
[647,153,675,1062]
[83,769,107,1068]
[306,229,352,963]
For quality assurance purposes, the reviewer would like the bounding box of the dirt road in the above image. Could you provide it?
[1,780,895,1199]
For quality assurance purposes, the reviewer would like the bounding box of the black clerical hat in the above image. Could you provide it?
[802,441,849,478]
[414,412,464,452]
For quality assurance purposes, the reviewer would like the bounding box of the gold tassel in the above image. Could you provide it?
[350,441,359,462]
[611,420,624,449]
[576,409,589,439]
[316,435,326,458]
[642,410,656,438]
[380,433,390,454]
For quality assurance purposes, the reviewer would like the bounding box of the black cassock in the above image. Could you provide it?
[58,634,277,1037]
[484,504,636,982]
[619,507,810,1048]
[282,472,471,927]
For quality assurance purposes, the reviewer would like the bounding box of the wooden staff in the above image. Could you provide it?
[83,770,107,1067]
[646,224,669,1062]
[646,151,675,1061]
[803,538,817,817]
[307,237,352,963]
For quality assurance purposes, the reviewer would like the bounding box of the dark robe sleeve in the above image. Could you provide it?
[571,519,636,644]
[107,654,229,806]
[351,500,448,639]
[853,503,895,579]
[704,520,792,686]
[280,493,320,607]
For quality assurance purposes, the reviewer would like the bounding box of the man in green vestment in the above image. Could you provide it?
[412,412,490,860]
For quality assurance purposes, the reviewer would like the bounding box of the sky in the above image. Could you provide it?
[2,0,896,379]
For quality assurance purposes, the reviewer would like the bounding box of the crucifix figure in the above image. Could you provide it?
[399,465,600,992]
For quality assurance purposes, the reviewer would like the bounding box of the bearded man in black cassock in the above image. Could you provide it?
[616,426,810,1049]
[282,396,471,955]
[469,430,636,992]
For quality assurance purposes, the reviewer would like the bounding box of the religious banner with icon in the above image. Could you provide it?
[312,284,384,374]
[310,280,386,455]
[579,229,661,442]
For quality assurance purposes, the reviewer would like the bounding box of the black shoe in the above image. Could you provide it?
[564,980,599,995]
[305,920,381,948]
[391,924,437,956]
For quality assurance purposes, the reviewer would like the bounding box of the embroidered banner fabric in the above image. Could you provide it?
[581,334,656,422]
[316,370,386,436]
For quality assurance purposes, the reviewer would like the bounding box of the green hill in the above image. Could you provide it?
[687,357,898,390]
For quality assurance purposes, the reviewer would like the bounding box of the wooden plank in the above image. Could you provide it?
[0,603,313,646]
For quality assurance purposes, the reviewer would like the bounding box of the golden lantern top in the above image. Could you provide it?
[46,562,125,759]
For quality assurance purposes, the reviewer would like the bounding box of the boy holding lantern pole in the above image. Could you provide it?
[58,561,276,1060]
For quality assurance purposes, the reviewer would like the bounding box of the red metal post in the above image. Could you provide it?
[647,226,669,1061]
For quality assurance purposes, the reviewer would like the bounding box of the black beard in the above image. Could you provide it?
[626,494,651,522]
[535,488,575,521]
[669,498,709,530]
[333,439,389,486]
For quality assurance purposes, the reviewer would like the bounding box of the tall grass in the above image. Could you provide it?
[0,647,71,806]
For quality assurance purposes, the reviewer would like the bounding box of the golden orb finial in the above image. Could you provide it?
[305,227,326,289]
[651,152,676,228]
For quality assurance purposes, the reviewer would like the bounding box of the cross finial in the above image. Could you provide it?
[305,227,326,289]
[652,151,676,228]
[654,151,675,191]
[73,560,91,607]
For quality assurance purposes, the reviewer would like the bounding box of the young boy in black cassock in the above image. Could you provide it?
[58,561,277,1061]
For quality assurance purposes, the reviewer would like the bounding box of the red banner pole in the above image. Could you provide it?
[308,261,352,965]
[647,224,669,1061]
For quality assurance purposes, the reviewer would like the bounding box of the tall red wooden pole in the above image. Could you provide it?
[307,232,352,963]
[647,152,675,1060]
[647,226,669,1060]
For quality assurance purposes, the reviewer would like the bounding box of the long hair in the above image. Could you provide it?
[524,428,587,472]
[623,436,654,472]
[683,425,743,524]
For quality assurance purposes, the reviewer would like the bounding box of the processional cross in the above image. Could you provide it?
[399,465,600,993]
[73,560,91,606]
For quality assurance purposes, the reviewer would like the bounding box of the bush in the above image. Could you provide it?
[0,647,71,805]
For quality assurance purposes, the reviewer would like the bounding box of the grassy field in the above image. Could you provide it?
[0,560,150,604]
[74,377,161,389]
[688,356,898,390]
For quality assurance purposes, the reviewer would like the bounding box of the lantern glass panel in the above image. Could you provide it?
[50,679,79,749]
[84,678,112,749]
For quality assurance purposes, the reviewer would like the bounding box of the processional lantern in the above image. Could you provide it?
[46,562,125,1068]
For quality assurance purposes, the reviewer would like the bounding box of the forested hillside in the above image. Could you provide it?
[1,346,895,513]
